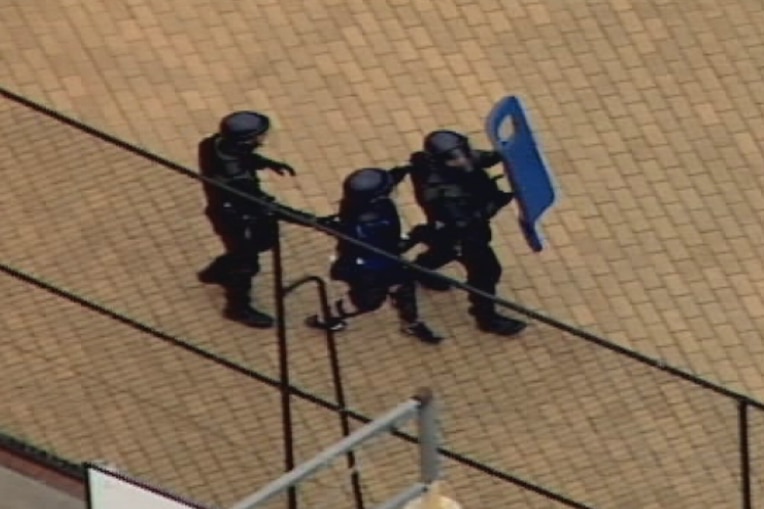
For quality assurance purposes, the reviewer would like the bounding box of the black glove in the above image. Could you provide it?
[480,150,503,168]
[407,224,434,244]
[496,190,514,207]
[399,223,440,252]
[270,160,296,176]
[485,191,514,218]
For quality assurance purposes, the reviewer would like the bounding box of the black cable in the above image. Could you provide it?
[1,85,760,410]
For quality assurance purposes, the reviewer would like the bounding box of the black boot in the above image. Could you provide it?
[197,255,230,285]
[470,308,527,337]
[305,314,347,332]
[225,304,275,328]
[402,321,444,344]
[219,273,274,328]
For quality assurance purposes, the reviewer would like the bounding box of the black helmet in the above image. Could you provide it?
[342,168,393,202]
[423,130,475,171]
[219,111,271,143]
[423,130,470,158]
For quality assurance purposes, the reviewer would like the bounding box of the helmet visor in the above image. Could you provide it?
[441,148,474,172]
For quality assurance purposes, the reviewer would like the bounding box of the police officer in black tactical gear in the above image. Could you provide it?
[399,130,528,337]
[306,168,443,344]
[197,111,296,328]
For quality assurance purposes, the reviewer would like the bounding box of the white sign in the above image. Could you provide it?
[87,465,203,509]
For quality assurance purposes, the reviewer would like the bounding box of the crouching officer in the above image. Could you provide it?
[400,130,527,337]
[197,111,295,328]
[306,168,443,344]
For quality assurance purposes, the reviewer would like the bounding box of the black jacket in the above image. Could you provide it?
[198,134,278,219]
[330,167,411,273]
[405,149,503,227]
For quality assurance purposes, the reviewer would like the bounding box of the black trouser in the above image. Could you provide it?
[205,209,275,309]
[337,266,419,323]
[414,229,502,318]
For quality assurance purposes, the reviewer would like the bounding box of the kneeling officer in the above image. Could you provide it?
[307,168,442,344]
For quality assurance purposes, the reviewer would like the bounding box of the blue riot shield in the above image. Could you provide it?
[485,96,559,252]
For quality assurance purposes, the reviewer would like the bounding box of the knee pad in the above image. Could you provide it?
[227,253,260,276]
[467,261,501,288]
[348,286,387,313]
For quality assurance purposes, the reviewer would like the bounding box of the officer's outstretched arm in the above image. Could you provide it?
[252,154,296,176]
[475,149,502,169]
[387,165,411,186]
